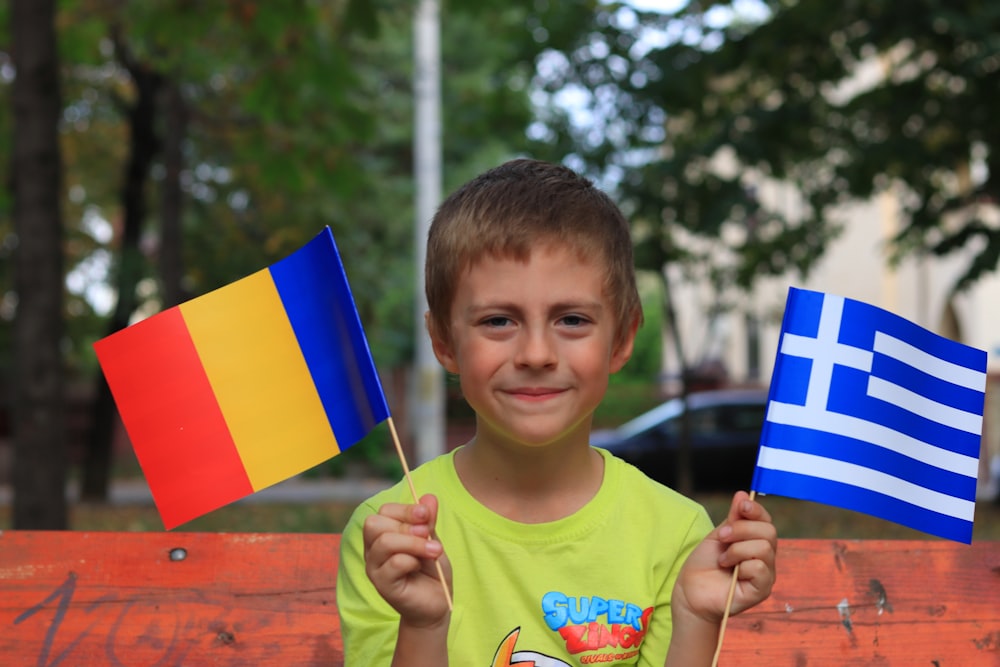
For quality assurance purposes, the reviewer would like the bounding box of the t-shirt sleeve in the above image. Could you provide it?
[637,504,714,666]
[336,500,402,667]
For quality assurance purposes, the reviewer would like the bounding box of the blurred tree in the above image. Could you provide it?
[10,0,68,528]
[62,0,395,499]
[534,0,1000,291]
[0,8,11,386]
[530,0,1000,492]
[1,0,608,506]
[79,28,165,500]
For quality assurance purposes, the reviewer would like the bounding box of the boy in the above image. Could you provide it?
[337,159,777,666]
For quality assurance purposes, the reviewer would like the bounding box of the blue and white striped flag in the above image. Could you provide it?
[753,287,987,543]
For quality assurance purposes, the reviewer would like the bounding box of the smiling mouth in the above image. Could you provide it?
[507,388,565,400]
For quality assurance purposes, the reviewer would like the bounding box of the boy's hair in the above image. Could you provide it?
[425,158,642,345]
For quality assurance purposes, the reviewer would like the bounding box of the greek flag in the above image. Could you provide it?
[752,287,987,543]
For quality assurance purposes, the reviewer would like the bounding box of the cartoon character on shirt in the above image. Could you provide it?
[491,628,569,667]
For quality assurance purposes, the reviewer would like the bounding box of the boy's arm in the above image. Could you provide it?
[665,491,777,667]
[363,494,453,666]
[391,616,451,667]
[338,493,452,666]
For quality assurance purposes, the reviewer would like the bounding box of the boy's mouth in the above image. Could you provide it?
[506,387,566,401]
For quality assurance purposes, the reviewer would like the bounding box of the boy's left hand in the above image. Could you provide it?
[673,491,777,624]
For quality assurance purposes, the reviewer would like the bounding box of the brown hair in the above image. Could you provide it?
[425,158,642,344]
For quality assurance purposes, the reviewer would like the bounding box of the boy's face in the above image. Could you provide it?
[430,243,637,450]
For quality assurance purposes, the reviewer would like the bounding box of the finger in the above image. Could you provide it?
[366,548,430,598]
[721,515,777,544]
[718,534,776,569]
[366,528,444,569]
[362,514,434,558]
[718,496,774,543]
[734,557,773,587]
[723,491,770,524]
[377,500,434,527]
[742,495,772,524]
[417,494,440,534]
[365,531,445,604]
[729,560,775,614]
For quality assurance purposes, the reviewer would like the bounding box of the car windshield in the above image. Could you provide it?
[616,398,685,439]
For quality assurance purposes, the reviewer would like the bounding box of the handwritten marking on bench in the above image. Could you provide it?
[12,571,193,666]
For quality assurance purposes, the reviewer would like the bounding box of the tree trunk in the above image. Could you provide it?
[10,0,68,529]
[159,81,187,309]
[80,43,163,501]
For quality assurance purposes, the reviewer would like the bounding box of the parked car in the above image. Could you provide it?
[592,388,768,491]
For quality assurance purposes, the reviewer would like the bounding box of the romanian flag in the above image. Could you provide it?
[94,227,390,529]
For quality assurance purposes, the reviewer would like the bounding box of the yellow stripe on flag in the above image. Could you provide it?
[180,269,340,490]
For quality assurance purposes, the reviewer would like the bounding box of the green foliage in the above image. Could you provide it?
[312,424,404,481]
[613,274,663,383]
[1,0,603,383]
[593,380,662,429]
[599,281,667,429]
[533,0,1000,295]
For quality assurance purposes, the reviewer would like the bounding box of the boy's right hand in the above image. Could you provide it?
[363,493,452,627]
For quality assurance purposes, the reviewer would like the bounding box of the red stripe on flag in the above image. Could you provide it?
[94,307,254,528]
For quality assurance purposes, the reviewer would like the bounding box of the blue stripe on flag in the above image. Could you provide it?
[840,297,987,370]
[752,469,974,543]
[753,287,986,543]
[760,421,978,499]
[873,355,985,415]
[828,368,982,457]
[270,227,391,449]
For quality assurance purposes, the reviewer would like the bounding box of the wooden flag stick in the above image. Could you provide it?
[711,489,756,667]
[386,416,453,611]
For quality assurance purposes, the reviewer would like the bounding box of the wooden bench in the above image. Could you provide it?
[1,531,997,665]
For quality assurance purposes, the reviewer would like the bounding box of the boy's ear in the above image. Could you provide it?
[610,313,641,374]
[426,311,460,374]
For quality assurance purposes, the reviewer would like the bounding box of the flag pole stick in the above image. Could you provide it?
[386,416,453,611]
[711,489,756,667]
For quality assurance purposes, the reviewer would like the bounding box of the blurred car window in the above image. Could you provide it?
[618,398,684,439]
[593,388,768,491]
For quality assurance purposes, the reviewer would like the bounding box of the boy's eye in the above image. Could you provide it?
[560,314,589,327]
[482,316,512,328]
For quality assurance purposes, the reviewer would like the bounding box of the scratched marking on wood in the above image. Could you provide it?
[719,539,1000,666]
[0,531,343,666]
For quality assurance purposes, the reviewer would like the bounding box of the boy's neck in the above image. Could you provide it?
[453,432,604,524]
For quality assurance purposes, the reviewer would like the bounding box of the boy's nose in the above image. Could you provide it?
[514,328,557,368]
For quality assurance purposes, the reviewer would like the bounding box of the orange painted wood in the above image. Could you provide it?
[719,539,1000,666]
[2,533,997,665]
[0,531,343,666]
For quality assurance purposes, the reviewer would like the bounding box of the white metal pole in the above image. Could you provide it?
[412,0,445,464]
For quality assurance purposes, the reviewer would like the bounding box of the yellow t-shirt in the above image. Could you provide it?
[337,447,713,666]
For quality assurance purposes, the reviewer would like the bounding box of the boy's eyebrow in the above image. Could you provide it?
[466,299,606,313]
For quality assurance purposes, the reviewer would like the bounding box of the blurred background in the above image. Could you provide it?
[3,0,1000,536]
